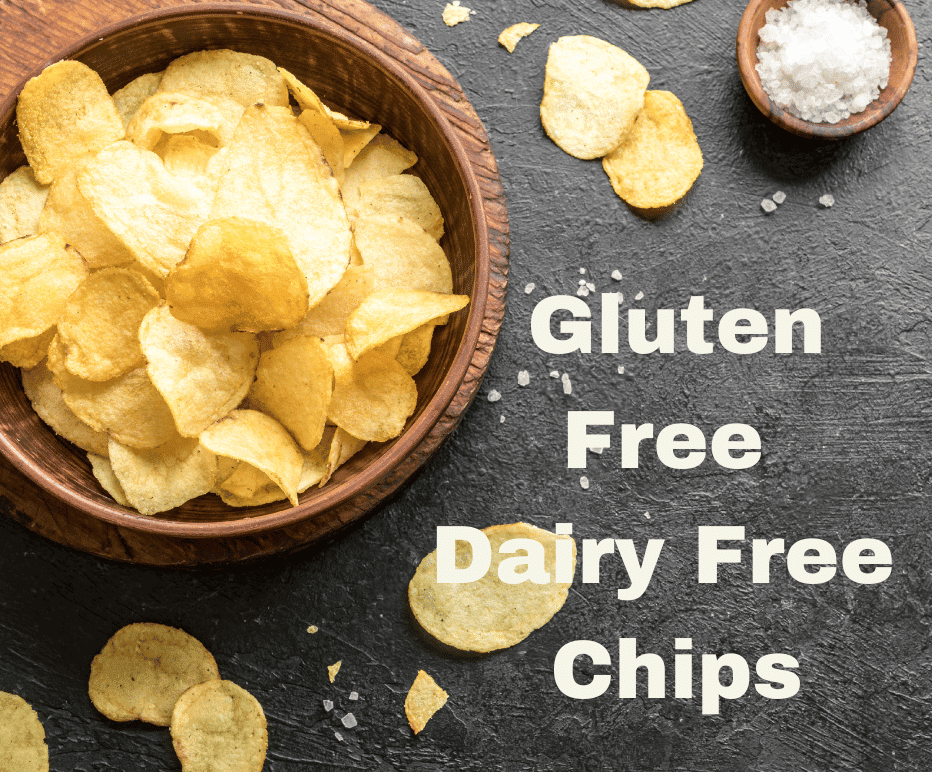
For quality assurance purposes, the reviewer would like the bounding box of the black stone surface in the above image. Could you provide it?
[2,1,932,770]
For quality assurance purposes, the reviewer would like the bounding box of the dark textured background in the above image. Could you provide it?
[2,1,932,770]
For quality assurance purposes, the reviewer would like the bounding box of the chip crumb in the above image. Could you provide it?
[561,373,572,395]
[524,282,535,294]
[349,691,359,701]
[487,389,502,403]
[611,270,622,281]
[443,1,472,26]
[580,476,590,490]
[617,365,625,374]
[819,194,835,208]
[323,699,334,711]
[498,22,540,53]
[328,661,342,683]
[634,291,644,301]
[550,371,559,379]
[404,670,449,734]
[342,712,357,728]
[334,730,343,741]
[517,370,530,386]
[307,625,318,634]
[761,198,777,213]
[772,190,786,204]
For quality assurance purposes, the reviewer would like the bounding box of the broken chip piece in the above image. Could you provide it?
[498,23,540,53]
[404,670,448,734]
[0,691,48,772]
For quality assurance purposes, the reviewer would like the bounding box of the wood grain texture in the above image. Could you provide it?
[0,0,509,565]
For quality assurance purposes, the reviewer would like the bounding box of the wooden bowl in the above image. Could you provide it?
[0,4,498,540]
[736,0,918,139]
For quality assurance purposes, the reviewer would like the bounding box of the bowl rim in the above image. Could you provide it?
[736,0,918,139]
[0,2,491,538]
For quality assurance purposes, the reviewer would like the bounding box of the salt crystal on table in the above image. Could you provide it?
[576,286,589,297]
[334,731,343,741]
[517,370,530,386]
[524,282,535,294]
[342,713,357,728]
[349,691,359,701]
[761,199,777,213]
[578,279,586,285]
[635,291,644,301]
[611,270,622,281]
[549,371,559,378]
[500,415,505,423]
[819,194,835,208]
[579,267,586,274]
[561,373,572,395]
[580,476,590,490]
[617,365,625,374]
[323,700,334,712]
[586,282,595,292]
[773,191,786,204]
[487,389,501,402]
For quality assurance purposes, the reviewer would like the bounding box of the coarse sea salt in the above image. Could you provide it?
[756,0,891,124]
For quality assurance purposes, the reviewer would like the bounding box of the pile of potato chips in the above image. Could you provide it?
[0,49,468,515]
[540,35,703,212]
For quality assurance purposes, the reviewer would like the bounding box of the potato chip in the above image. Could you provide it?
[37,163,136,269]
[56,366,179,449]
[628,0,693,6]
[16,60,125,184]
[404,671,448,735]
[22,359,109,455]
[356,176,444,241]
[278,68,372,131]
[0,327,54,369]
[273,265,373,343]
[321,426,366,486]
[157,134,219,178]
[326,344,417,442]
[297,109,345,186]
[166,217,309,332]
[396,324,435,376]
[109,437,218,515]
[408,523,577,652]
[0,691,48,772]
[87,452,130,506]
[78,141,213,278]
[498,23,540,53]
[340,124,382,169]
[602,90,703,209]
[170,680,267,772]
[57,268,160,381]
[354,215,452,292]
[216,461,288,507]
[0,233,88,349]
[345,289,468,360]
[443,1,472,26]
[112,71,163,128]
[210,105,351,308]
[540,35,649,160]
[0,166,49,244]
[341,134,418,217]
[158,49,288,108]
[126,91,243,151]
[199,410,303,506]
[249,337,332,451]
[139,306,259,437]
[89,623,220,726]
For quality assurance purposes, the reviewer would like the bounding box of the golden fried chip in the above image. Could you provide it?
[199,410,302,506]
[16,60,125,184]
[272,265,373,343]
[443,1,472,26]
[22,359,109,455]
[0,327,55,369]
[0,691,48,772]
[321,427,366,486]
[628,0,693,6]
[297,109,345,186]
[278,68,372,130]
[602,90,703,209]
[57,366,179,449]
[78,141,213,278]
[498,23,540,53]
[404,671,448,735]
[216,460,288,507]
[345,289,468,360]
[0,166,49,244]
[396,324,435,376]
[341,134,418,217]
[540,35,649,160]
[89,623,220,726]
[158,49,288,108]
[57,268,160,381]
[112,71,163,128]
[157,134,219,178]
[0,233,88,349]
[87,452,130,506]
[409,523,577,652]
[354,215,452,292]
[356,176,444,241]
[340,124,382,169]
[109,436,218,515]
[139,306,259,437]
[170,680,267,772]
[211,105,351,308]
[326,344,417,442]
[126,91,242,151]
[328,661,341,683]
[249,337,332,451]
[37,163,136,269]
[166,217,309,332]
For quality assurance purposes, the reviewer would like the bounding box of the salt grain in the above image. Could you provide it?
[819,193,835,207]
[617,365,625,374]
[334,731,343,741]
[517,370,530,386]
[323,700,334,712]
[349,691,359,701]
[773,190,786,204]
[576,286,589,297]
[586,282,595,292]
[579,267,586,274]
[635,291,644,301]
[342,713,357,728]
[580,476,590,490]
[524,282,535,294]
[761,198,777,213]
[756,0,891,124]
[487,389,501,402]
[611,270,622,281]
[500,415,505,423]
[561,373,572,395]
[549,371,559,378]
[578,279,586,285]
